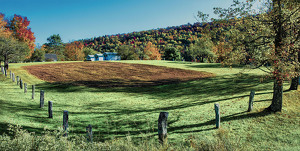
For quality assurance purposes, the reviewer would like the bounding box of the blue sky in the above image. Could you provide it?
[0,0,234,47]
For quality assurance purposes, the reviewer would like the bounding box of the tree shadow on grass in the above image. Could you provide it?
[0,122,45,135]
[35,73,274,99]
[170,109,272,134]
[34,75,213,91]
[0,122,10,135]
[68,106,272,141]
[69,113,180,141]
[0,99,49,135]
[67,91,273,117]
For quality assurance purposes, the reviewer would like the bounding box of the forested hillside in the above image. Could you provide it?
[78,20,235,62]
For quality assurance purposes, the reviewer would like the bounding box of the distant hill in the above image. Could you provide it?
[79,21,233,53]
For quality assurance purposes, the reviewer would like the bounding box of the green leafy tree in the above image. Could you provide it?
[83,47,98,60]
[0,36,30,69]
[45,34,63,48]
[30,48,45,62]
[44,34,65,61]
[200,0,300,112]
[188,36,216,62]
[135,48,145,60]
[117,45,138,60]
[163,47,181,61]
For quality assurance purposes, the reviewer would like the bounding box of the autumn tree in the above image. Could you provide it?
[64,41,84,61]
[6,14,35,58]
[0,13,12,38]
[0,13,12,67]
[144,42,161,60]
[200,0,299,112]
[1,13,30,69]
[213,41,233,63]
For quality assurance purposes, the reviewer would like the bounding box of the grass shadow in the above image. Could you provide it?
[170,109,272,134]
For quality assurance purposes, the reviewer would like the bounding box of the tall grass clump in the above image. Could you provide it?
[0,125,244,151]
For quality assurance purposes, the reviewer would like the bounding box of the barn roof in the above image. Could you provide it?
[87,55,95,58]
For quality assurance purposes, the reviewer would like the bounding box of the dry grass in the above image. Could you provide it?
[23,62,214,87]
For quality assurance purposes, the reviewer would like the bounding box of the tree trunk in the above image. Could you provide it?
[289,77,299,90]
[268,79,283,112]
[267,0,284,112]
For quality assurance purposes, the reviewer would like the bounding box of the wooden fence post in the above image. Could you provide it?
[20,79,23,89]
[86,124,93,142]
[40,90,44,108]
[214,103,220,128]
[12,73,15,82]
[32,85,35,99]
[248,90,255,112]
[1,66,3,74]
[158,112,169,144]
[63,110,69,136]
[24,83,27,93]
[9,71,11,79]
[16,76,19,85]
[48,101,53,118]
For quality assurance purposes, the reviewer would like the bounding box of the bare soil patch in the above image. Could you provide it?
[23,62,215,87]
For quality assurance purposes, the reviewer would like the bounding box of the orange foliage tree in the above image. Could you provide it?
[7,14,36,58]
[213,41,232,63]
[65,41,85,61]
[0,13,12,38]
[0,13,12,67]
[144,42,161,60]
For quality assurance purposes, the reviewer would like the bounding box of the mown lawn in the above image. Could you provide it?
[0,60,299,150]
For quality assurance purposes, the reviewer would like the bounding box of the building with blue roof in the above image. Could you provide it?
[87,52,120,61]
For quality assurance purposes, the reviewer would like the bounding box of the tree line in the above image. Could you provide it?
[79,21,233,62]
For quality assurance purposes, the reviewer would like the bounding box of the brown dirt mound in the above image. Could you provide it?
[23,62,215,87]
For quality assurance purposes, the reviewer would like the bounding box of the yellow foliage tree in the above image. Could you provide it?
[0,14,12,38]
[65,41,85,61]
[144,42,161,60]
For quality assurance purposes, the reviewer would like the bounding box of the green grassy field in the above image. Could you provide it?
[0,60,299,150]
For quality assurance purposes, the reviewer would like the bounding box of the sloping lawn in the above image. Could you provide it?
[0,60,299,150]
